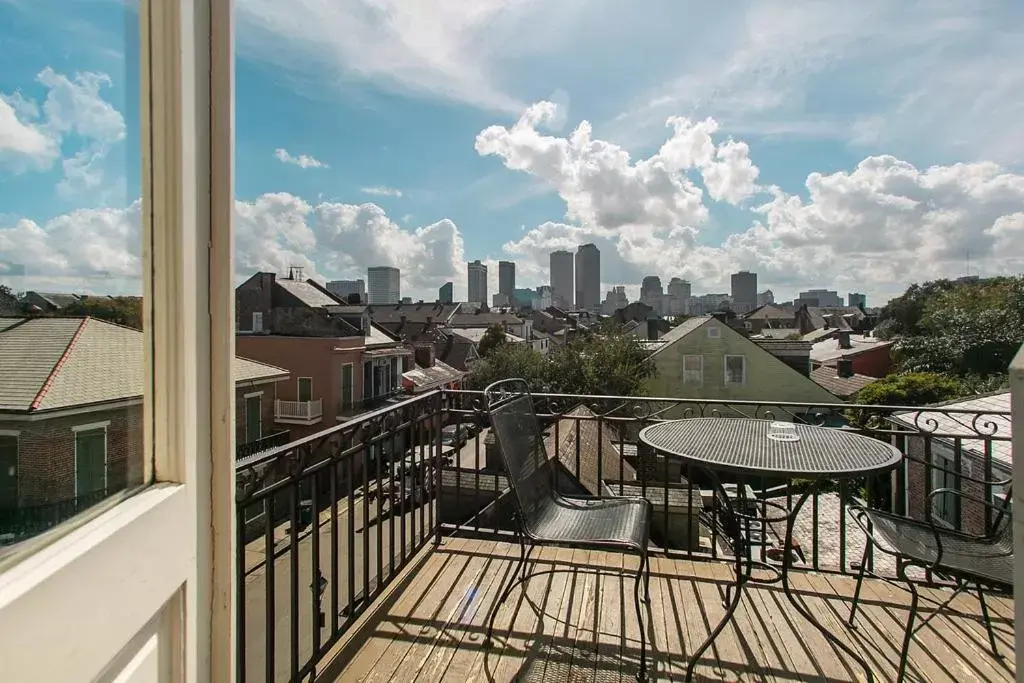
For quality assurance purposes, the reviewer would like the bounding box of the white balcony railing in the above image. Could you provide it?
[274,398,323,423]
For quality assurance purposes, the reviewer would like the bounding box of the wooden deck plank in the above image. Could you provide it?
[317,539,1016,683]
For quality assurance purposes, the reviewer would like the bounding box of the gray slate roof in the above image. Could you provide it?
[809,366,880,399]
[0,316,288,412]
[890,391,1013,468]
[648,316,711,356]
[275,278,341,308]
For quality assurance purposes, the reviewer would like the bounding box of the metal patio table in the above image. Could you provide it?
[638,417,902,682]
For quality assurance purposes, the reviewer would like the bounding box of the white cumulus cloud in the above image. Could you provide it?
[360,186,403,198]
[0,68,124,194]
[274,148,329,169]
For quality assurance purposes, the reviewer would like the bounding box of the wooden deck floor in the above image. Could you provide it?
[316,537,1015,682]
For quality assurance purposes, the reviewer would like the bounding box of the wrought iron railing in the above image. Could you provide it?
[438,389,1012,576]
[236,430,291,461]
[0,488,118,543]
[235,391,443,683]
[234,387,1012,682]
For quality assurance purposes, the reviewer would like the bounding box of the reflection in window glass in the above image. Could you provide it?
[0,0,145,555]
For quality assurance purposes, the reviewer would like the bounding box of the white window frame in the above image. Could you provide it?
[724,355,747,385]
[72,423,109,497]
[252,310,263,332]
[707,326,721,338]
[682,355,703,383]
[0,2,235,681]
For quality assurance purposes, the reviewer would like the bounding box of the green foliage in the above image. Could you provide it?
[879,276,1024,379]
[65,296,143,330]
[476,324,509,358]
[855,372,963,407]
[466,343,546,390]
[467,328,657,397]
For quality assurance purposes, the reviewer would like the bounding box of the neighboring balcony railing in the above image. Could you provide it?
[0,488,120,544]
[235,387,1012,683]
[275,398,323,423]
[236,429,291,461]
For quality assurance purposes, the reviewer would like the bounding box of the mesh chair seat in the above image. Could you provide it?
[527,495,651,550]
[862,508,1013,588]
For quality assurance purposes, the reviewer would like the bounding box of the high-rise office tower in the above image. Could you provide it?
[848,292,866,309]
[367,266,401,304]
[730,271,758,313]
[326,279,366,304]
[498,260,516,301]
[467,260,488,304]
[438,281,453,304]
[574,243,601,312]
[550,250,574,309]
[666,278,691,315]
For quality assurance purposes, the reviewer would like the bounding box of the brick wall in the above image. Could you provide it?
[11,404,144,506]
[904,435,1010,536]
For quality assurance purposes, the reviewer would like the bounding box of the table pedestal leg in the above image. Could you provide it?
[782,487,874,682]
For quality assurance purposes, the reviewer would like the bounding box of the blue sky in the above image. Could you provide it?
[2,0,1024,305]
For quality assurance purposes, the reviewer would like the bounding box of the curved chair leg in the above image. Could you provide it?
[485,532,533,646]
[847,540,870,627]
[641,549,651,604]
[895,577,920,683]
[976,583,1000,656]
[634,551,648,681]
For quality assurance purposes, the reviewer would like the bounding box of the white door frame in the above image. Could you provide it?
[0,1,235,681]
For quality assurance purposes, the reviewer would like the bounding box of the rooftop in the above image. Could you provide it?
[401,359,465,392]
[448,327,523,345]
[0,316,287,412]
[368,302,462,325]
[810,366,881,399]
[275,277,342,308]
[449,311,524,328]
[810,334,892,364]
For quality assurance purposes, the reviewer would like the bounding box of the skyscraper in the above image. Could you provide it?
[326,279,366,304]
[549,250,574,309]
[438,281,453,304]
[848,292,867,309]
[367,266,401,304]
[467,260,488,304]
[498,261,516,300]
[666,278,691,316]
[574,243,601,312]
[730,271,758,313]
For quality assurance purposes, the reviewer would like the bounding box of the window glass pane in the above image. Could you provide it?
[297,377,312,402]
[0,0,145,560]
[725,356,745,383]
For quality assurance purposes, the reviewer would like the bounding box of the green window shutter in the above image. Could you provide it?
[75,429,106,496]
[0,435,18,508]
[245,396,262,443]
[341,365,353,410]
[298,377,312,402]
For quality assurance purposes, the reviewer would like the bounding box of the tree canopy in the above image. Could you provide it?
[476,324,509,358]
[65,296,143,330]
[855,372,963,407]
[877,276,1024,379]
[467,328,656,396]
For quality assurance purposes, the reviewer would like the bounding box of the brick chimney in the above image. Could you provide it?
[838,330,852,349]
[413,345,434,368]
[837,359,854,378]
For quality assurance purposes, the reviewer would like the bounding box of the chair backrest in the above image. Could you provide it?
[485,378,555,529]
[990,484,1013,552]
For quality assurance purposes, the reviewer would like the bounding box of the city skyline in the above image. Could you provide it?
[4,2,1022,308]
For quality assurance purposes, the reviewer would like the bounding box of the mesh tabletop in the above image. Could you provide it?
[638,418,902,479]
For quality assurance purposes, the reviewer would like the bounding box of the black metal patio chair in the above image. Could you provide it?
[483,378,653,681]
[847,480,1013,683]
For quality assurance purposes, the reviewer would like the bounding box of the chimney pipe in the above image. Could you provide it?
[838,330,852,349]
[837,359,854,378]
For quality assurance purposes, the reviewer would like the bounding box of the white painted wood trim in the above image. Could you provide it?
[0,429,19,437]
[0,485,188,683]
[72,421,113,432]
[242,391,264,399]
